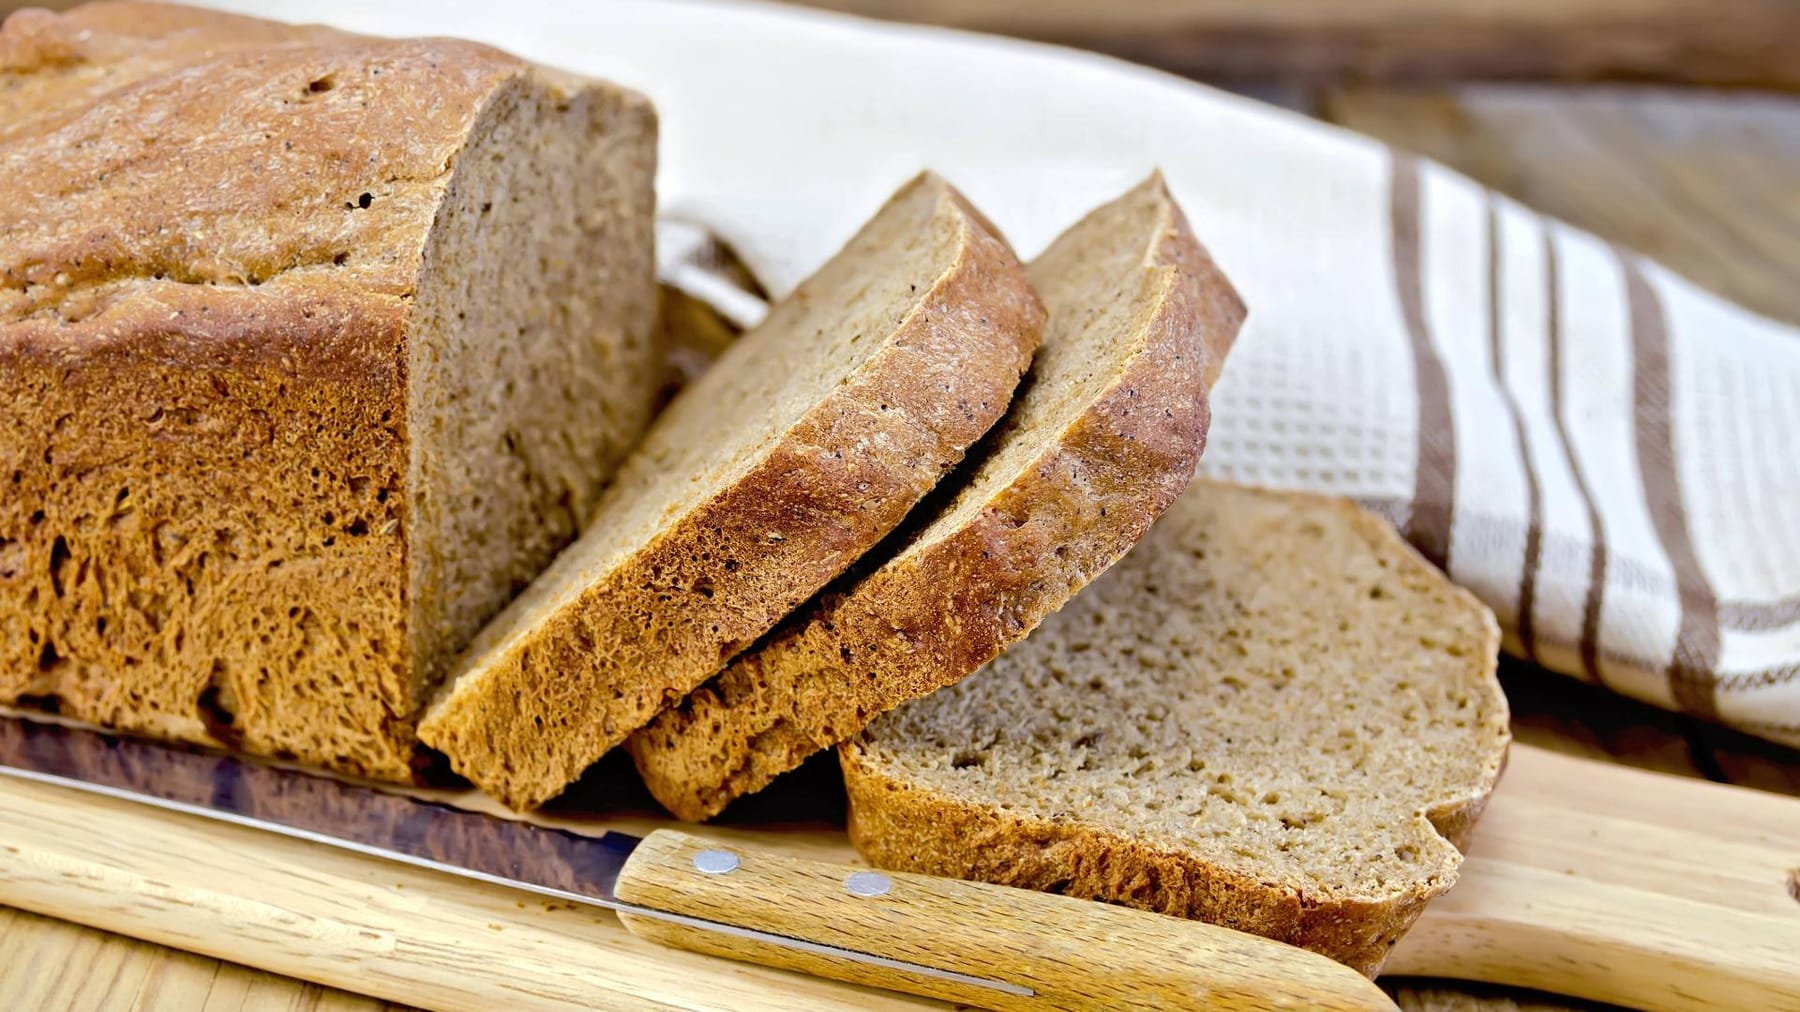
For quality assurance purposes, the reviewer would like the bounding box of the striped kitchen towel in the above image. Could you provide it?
[656,159,1800,749]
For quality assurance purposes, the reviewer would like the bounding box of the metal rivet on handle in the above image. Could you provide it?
[693,849,740,875]
[845,871,892,898]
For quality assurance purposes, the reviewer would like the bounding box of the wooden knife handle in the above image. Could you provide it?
[613,828,1395,1011]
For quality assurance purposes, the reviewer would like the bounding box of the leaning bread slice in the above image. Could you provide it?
[418,173,1043,809]
[629,174,1244,821]
[840,481,1510,977]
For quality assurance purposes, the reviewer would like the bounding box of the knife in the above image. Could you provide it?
[0,718,1391,1011]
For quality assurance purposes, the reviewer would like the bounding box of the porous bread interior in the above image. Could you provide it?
[406,71,656,710]
[856,481,1507,902]
[447,176,965,674]
[887,177,1176,557]
[624,176,1209,821]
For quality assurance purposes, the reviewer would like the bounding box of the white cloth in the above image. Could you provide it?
[210,0,1800,746]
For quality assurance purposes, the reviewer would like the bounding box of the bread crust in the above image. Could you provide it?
[630,177,1244,821]
[839,754,1443,979]
[418,178,1045,810]
[2,282,416,774]
[839,484,1510,978]
[1,4,656,780]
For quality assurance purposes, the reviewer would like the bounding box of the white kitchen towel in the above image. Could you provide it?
[209,0,1800,746]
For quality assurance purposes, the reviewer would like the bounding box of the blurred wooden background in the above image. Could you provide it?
[15,0,1797,88]
[3,2,1797,1011]
[804,0,1800,90]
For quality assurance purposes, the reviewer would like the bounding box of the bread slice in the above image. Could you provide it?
[1,4,657,781]
[628,175,1244,820]
[840,481,1510,977]
[418,173,1044,809]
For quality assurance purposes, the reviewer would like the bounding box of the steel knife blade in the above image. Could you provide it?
[0,716,1022,997]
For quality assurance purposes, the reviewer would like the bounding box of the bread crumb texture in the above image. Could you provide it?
[631,173,1245,821]
[843,480,1509,976]
[0,4,658,779]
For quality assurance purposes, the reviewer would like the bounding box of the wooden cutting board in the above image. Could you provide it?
[0,741,1795,1011]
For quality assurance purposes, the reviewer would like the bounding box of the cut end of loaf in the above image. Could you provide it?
[406,68,659,717]
[842,480,1509,976]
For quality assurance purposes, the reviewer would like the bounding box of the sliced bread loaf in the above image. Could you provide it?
[418,173,1044,809]
[1,4,657,781]
[840,481,1510,977]
[629,175,1244,821]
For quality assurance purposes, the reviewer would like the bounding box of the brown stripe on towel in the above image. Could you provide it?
[1486,198,1545,661]
[1721,594,1800,632]
[1623,252,1722,719]
[1543,222,1610,685]
[1390,155,1457,572]
[1715,663,1800,692]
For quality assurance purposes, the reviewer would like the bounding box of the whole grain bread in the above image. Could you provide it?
[0,4,658,780]
[630,175,1245,821]
[840,481,1510,977]
[418,173,1044,810]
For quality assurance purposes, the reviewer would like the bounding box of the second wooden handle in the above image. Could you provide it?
[613,829,1394,1011]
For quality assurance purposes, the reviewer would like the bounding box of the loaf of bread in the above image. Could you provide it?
[630,174,1245,821]
[418,173,1044,810]
[841,481,1511,976]
[0,4,659,781]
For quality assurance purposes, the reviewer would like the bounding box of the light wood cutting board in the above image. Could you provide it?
[0,741,1795,1011]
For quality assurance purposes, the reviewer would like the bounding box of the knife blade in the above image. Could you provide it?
[0,716,1393,1011]
[0,717,1016,991]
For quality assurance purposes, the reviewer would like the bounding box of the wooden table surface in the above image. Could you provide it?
[3,4,1798,1011]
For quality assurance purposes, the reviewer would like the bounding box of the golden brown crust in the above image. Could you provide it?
[629,178,1245,821]
[1,4,655,780]
[838,485,1510,978]
[2,283,415,773]
[1,6,525,314]
[417,180,1045,810]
